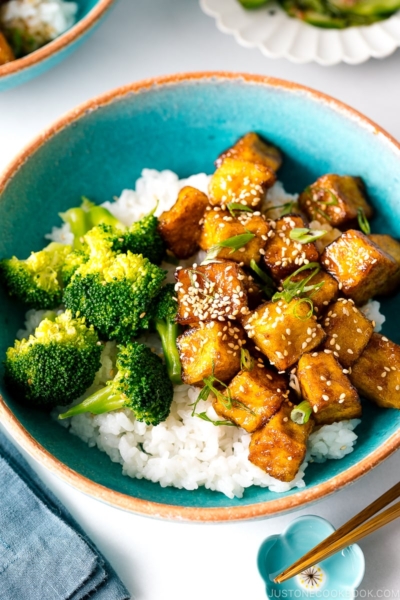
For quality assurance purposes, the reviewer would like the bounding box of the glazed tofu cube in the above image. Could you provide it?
[215,132,282,173]
[263,215,319,281]
[242,299,326,371]
[0,32,15,65]
[199,208,270,266]
[281,268,339,314]
[175,261,249,326]
[209,158,276,209]
[322,298,374,367]
[213,365,287,432]
[248,402,313,482]
[177,321,244,386]
[321,230,400,305]
[298,175,373,229]
[158,186,209,259]
[350,333,400,409]
[297,352,361,425]
[368,233,400,294]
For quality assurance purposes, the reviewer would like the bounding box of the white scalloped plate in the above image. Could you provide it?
[200,0,400,65]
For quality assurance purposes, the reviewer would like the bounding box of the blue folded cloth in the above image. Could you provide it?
[0,430,131,600]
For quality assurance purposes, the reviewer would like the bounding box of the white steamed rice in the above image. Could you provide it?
[0,0,78,50]
[23,169,386,498]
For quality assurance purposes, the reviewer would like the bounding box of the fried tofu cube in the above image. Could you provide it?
[199,208,270,266]
[242,299,326,371]
[298,175,373,229]
[213,365,287,432]
[322,230,400,305]
[175,261,249,326]
[209,158,276,209]
[248,402,313,482]
[215,132,282,173]
[322,298,374,367]
[350,333,400,409]
[158,186,209,259]
[297,352,361,425]
[263,215,319,281]
[282,268,339,314]
[177,321,244,386]
[368,233,400,294]
[0,32,15,66]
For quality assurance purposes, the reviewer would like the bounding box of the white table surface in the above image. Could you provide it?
[1,1,400,598]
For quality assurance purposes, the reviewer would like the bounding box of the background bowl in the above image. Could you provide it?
[200,0,400,65]
[0,0,116,91]
[0,72,399,521]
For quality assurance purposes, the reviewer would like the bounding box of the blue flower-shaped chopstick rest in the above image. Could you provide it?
[258,516,365,598]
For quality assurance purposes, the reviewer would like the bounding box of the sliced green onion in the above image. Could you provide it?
[203,232,255,263]
[232,399,256,416]
[264,200,298,217]
[272,262,321,304]
[289,228,327,244]
[227,203,254,218]
[249,258,275,298]
[304,186,339,222]
[293,298,314,320]
[357,207,371,235]
[195,413,236,427]
[291,401,313,425]
[240,347,254,371]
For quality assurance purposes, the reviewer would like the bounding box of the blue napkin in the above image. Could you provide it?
[0,430,131,600]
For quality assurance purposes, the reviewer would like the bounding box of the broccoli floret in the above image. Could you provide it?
[4,310,102,408]
[60,198,124,250]
[59,342,173,425]
[0,242,72,309]
[83,215,165,265]
[151,284,182,385]
[60,249,89,287]
[63,247,166,343]
[119,211,166,265]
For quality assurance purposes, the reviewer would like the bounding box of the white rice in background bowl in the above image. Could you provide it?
[36,168,386,498]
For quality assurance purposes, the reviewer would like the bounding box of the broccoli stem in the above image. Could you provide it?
[87,207,125,230]
[155,320,182,385]
[58,385,125,419]
[59,208,88,250]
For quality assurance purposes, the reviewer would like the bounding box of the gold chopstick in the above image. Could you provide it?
[275,481,400,584]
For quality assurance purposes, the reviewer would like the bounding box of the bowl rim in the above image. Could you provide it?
[0,0,116,79]
[0,71,399,521]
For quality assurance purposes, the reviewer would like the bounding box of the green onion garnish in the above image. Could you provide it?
[227,203,254,218]
[240,347,254,371]
[293,298,314,320]
[289,228,327,244]
[249,259,275,298]
[304,186,339,222]
[203,231,256,263]
[195,413,236,427]
[272,262,322,304]
[357,207,371,235]
[291,401,313,424]
[265,200,298,217]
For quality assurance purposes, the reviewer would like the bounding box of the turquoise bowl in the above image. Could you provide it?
[258,516,365,597]
[0,73,399,521]
[0,0,116,91]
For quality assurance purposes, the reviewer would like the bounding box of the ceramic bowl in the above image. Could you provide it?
[200,0,400,65]
[0,72,399,521]
[0,0,116,91]
[258,516,365,597]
